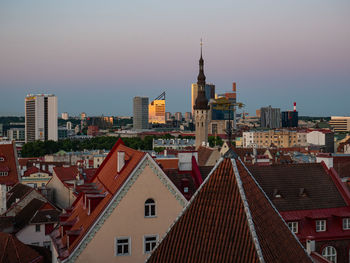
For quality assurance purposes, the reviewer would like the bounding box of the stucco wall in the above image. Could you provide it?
[16,224,51,246]
[47,174,75,209]
[74,164,185,263]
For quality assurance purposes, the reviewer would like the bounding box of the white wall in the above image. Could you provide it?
[16,224,51,246]
[307,131,325,146]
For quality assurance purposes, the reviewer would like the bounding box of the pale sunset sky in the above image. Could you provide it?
[0,0,349,116]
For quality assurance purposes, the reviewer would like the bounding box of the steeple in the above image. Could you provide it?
[197,39,206,87]
[194,39,209,110]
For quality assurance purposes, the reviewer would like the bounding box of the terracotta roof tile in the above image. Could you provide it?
[53,166,79,182]
[0,141,20,186]
[147,158,311,262]
[6,183,33,208]
[247,163,346,211]
[156,158,178,170]
[0,232,43,263]
[197,146,214,166]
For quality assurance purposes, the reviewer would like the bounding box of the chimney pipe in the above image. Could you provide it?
[306,236,315,254]
[293,102,296,112]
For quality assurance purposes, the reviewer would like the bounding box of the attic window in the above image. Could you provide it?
[299,188,308,197]
[0,157,5,162]
[273,189,282,199]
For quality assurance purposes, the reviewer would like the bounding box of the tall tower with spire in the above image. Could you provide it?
[194,40,209,149]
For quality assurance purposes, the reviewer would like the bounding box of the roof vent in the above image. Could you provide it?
[273,189,282,198]
[299,188,308,197]
[117,151,125,173]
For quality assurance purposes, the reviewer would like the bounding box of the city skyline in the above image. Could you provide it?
[1,0,349,117]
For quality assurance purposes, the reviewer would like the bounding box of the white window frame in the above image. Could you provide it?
[0,172,8,176]
[316,219,326,232]
[0,157,4,162]
[322,246,337,263]
[145,198,156,218]
[115,237,131,256]
[343,218,350,230]
[144,235,158,254]
[287,221,298,234]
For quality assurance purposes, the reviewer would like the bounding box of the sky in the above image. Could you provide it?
[0,0,349,117]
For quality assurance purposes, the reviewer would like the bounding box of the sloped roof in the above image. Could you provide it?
[15,199,46,229]
[51,139,146,260]
[6,183,33,209]
[248,163,347,211]
[53,166,80,182]
[147,158,312,263]
[333,156,350,178]
[197,146,214,166]
[23,166,51,177]
[0,141,19,186]
[156,158,178,170]
[0,232,43,263]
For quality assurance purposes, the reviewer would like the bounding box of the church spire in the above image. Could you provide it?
[197,38,206,87]
[194,39,209,110]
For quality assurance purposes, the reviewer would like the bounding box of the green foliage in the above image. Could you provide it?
[208,136,223,147]
[154,147,165,153]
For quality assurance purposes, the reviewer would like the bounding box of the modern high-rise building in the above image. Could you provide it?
[25,94,58,142]
[329,116,350,132]
[133,96,149,130]
[149,92,165,124]
[191,83,215,116]
[260,105,281,129]
[174,112,182,121]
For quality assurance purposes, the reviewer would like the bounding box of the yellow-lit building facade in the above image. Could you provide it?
[149,99,165,124]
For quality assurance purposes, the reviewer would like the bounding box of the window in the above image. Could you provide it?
[322,246,336,263]
[0,172,8,176]
[0,157,4,161]
[35,224,41,232]
[287,222,298,234]
[145,199,156,217]
[316,220,326,232]
[115,237,130,256]
[31,242,39,246]
[144,235,157,254]
[343,218,350,230]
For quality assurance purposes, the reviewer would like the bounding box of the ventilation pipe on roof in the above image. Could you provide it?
[117,151,125,173]
[306,237,315,254]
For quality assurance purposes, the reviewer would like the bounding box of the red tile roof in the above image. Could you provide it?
[0,232,43,263]
[0,141,20,186]
[51,139,146,260]
[147,158,312,262]
[53,166,80,182]
[197,146,214,166]
[23,166,51,177]
[156,158,178,170]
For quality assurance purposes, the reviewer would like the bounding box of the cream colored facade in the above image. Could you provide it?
[60,156,186,263]
[21,171,51,188]
[149,100,165,124]
[195,109,209,149]
[46,173,76,209]
[243,130,303,148]
[329,116,350,132]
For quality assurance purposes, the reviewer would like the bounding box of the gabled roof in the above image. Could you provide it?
[52,139,186,262]
[15,199,45,230]
[197,146,214,166]
[0,232,43,263]
[147,158,311,262]
[0,141,20,186]
[6,183,33,209]
[333,155,350,178]
[53,166,80,182]
[248,163,347,211]
[23,166,51,177]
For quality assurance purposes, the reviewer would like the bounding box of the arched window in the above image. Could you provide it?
[322,246,337,263]
[145,198,156,217]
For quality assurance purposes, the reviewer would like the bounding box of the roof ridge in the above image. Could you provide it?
[146,158,224,262]
[231,159,265,263]
[239,157,312,260]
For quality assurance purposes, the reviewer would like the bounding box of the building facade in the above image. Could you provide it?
[149,92,165,124]
[260,105,281,129]
[191,83,215,116]
[133,97,149,130]
[329,116,350,132]
[25,94,58,142]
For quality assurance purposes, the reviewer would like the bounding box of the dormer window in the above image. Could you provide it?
[343,218,350,230]
[299,188,308,197]
[0,172,8,176]
[316,220,326,232]
[117,151,125,173]
[0,157,5,162]
[145,198,156,217]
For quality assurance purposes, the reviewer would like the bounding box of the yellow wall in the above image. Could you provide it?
[149,100,165,124]
[75,164,184,263]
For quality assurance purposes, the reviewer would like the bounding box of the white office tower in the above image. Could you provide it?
[25,94,58,142]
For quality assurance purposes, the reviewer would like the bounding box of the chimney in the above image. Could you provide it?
[294,102,296,112]
[306,237,315,254]
[117,151,125,173]
[232,82,236,92]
